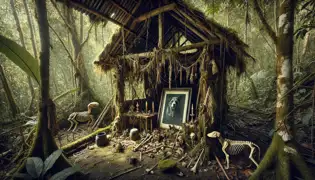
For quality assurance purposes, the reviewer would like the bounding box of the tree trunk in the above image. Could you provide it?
[15,1,72,175]
[250,1,313,179]
[0,64,19,117]
[10,0,35,114]
[23,0,38,113]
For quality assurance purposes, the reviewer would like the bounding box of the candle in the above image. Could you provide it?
[145,101,148,113]
[152,101,155,113]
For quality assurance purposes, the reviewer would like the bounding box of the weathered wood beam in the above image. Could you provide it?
[118,40,220,59]
[109,0,134,19]
[68,0,137,36]
[158,12,163,49]
[135,3,176,22]
[170,12,208,41]
[174,8,214,38]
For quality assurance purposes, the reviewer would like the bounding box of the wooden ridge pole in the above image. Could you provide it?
[135,3,176,22]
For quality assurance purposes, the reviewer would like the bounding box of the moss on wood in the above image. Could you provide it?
[61,125,112,152]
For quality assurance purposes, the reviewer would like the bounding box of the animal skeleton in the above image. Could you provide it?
[67,102,99,131]
[207,131,260,169]
[166,97,179,117]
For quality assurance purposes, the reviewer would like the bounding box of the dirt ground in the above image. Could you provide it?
[57,125,252,180]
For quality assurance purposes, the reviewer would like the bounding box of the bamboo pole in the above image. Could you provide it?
[135,3,176,22]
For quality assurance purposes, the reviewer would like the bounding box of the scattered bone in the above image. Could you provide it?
[190,148,204,174]
[190,133,196,146]
[177,171,184,177]
[142,145,164,154]
[148,153,155,158]
[133,135,152,152]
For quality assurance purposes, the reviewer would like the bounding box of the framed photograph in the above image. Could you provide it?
[158,88,192,129]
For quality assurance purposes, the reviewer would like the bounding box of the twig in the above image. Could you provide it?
[214,153,230,180]
[133,135,152,152]
[109,165,143,180]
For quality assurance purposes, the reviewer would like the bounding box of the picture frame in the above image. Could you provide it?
[158,88,192,129]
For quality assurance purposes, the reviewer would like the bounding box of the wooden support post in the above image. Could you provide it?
[135,3,176,22]
[114,63,125,116]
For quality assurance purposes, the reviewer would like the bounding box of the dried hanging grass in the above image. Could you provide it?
[180,66,183,86]
[190,65,194,84]
[186,67,190,84]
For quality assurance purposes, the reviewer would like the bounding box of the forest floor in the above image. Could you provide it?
[0,106,314,180]
[65,135,252,180]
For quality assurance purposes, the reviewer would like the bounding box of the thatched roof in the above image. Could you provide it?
[56,0,254,74]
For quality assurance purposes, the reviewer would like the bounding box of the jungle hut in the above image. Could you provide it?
[57,0,253,134]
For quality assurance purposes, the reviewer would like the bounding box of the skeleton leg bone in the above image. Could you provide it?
[72,121,79,132]
[249,145,259,167]
[222,142,230,169]
[67,119,74,131]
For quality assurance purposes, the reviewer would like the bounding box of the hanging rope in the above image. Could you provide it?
[145,19,151,52]
[219,41,226,132]
[122,28,126,56]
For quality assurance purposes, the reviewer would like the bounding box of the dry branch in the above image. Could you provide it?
[92,97,113,130]
[214,153,231,180]
[109,165,143,180]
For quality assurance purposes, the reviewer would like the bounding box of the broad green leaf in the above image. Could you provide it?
[43,149,63,175]
[0,34,40,84]
[53,88,79,102]
[50,166,80,180]
[26,157,43,178]
[11,173,33,180]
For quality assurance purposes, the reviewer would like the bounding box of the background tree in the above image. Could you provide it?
[249,0,312,179]
[10,0,35,114]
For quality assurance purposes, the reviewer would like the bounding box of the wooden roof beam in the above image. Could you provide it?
[170,12,208,41]
[135,3,176,22]
[109,0,134,19]
[174,8,216,39]
[118,40,221,59]
[68,1,137,36]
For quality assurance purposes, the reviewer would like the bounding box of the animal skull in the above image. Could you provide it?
[207,131,221,138]
[190,132,196,146]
